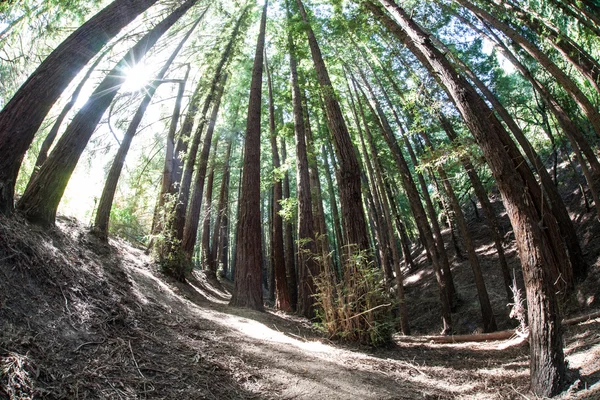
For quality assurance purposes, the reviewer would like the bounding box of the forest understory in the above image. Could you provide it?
[1,163,599,400]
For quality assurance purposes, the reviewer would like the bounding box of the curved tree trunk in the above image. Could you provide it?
[93,14,204,240]
[455,0,600,139]
[367,1,566,394]
[492,0,600,93]
[30,41,115,179]
[440,115,513,300]
[181,75,227,263]
[0,0,161,214]
[229,0,268,311]
[17,0,199,226]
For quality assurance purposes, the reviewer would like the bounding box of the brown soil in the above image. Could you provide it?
[1,177,599,399]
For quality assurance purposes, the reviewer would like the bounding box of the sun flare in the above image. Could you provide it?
[122,62,154,92]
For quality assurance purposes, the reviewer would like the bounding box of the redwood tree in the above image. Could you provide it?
[0,0,161,214]
[230,0,268,311]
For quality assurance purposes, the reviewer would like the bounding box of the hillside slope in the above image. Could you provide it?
[1,214,599,399]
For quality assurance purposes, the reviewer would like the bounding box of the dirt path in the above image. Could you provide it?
[1,216,599,399]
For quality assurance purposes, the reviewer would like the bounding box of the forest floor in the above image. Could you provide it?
[1,176,600,399]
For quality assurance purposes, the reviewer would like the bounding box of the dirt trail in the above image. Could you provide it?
[1,215,599,399]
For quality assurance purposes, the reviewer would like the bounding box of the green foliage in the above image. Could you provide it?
[313,248,395,346]
[109,204,146,245]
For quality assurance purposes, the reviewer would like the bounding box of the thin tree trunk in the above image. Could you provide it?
[17,0,199,226]
[265,50,292,311]
[296,0,371,258]
[0,0,161,214]
[93,14,204,240]
[440,115,513,300]
[229,0,268,311]
[367,1,566,394]
[151,66,191,236]
[287,2,319,318]
[422,132,498,333]
[174,9,248,244]
[350,84,395,286]
[352,74,453,333]
[322,145,344,275]
[200,135,220,274]
[281,137,298,310]
[212,139,233,275]
[493,0,600,93]
[181,75,228,262]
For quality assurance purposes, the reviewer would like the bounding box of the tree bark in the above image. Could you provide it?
[367,1,566,394]
[181,74,228,262]
[440,115,513,300]
[287,3,319,318]
[0,0,161,214]
[422,132,497,332]
[151,66,190,237]
[212,139,233,275]
[281,137,299,310]
[265,50,292,312]
[17,0,199,226]
[229,0,268,311]
[200,135,221,274]
[296,0,371,259]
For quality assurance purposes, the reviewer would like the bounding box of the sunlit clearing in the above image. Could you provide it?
[122,62,154,92]
[221,314,333,354]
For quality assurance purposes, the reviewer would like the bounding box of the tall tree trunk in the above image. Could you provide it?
[229,0,268,311]
[358,68,458,303]
[493,0,600,93]
[322,145,344,275]
[31,41,116,178]
[422,132,498,333]
[212,139,233,275]
[367,1,566,394]
[440,115,513,300]
[455,0,600,139]
[295,0,371,258]
[181,75,228,263]
[360,104,410,335]
[265,50,292,312]
[356,74,458,310]
[151,66,189,237]
[17,0,199,226]
[200,135,220,273]
[93,14,204,240]
[281,137,298,310]
[287,3,319,318]
[352,75,453,333]
[0,0,161,214]
[439,37,588,279]
[174,9,248,244]
[350,85,395,286]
